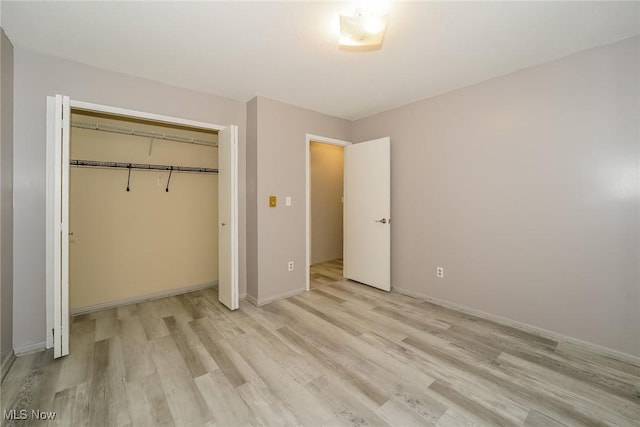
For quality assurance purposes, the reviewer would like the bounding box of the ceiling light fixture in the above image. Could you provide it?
[339,8,389,49]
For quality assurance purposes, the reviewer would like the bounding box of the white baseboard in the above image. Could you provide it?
[1,350,16,383]
[393,287,640,365]
[71,281,218,316]
[246,288,306,306]
[14,341,46,356]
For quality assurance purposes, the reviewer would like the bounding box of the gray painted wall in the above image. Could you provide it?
[246,97,258,301]
[1,29,14,362]
[12,49,247,351]
[352,36,640,357]
[247,97,351,303]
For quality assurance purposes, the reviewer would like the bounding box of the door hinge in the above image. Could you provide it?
[52,328,55,345]
[59,223,64,233]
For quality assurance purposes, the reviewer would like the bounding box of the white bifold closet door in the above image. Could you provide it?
[46,94,70,358]
[217,125,239,310]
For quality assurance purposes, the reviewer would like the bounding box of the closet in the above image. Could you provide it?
[68,111,219,313]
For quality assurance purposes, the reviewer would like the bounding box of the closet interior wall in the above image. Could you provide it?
[69,112,219,312]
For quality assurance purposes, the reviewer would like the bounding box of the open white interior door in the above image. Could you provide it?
[46,94,70,358]
[218,125,239,310]
[344,137,391,291]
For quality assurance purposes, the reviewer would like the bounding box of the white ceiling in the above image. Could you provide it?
[2,1,639,120]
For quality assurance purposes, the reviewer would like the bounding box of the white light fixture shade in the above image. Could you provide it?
[339,13,388,48]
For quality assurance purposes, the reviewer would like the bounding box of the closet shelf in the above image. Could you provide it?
[70,159,218,174]
[71,120,218,147]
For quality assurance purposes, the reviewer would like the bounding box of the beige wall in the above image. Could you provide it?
[13,49,246,351]
[69,113,218,310]
[352,36,640,357]
[246,97,351,304]
[310,142,343,264]
[0,28,14,362]
[246,98,258,300]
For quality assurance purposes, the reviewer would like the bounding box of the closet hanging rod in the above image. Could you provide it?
[71,120,218,147]
[70,159,218,174]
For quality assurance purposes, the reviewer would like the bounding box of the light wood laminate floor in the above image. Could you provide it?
[3,274,640,426]
[310,259,343,289]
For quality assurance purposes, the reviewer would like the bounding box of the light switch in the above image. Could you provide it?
[269,195,277,207]
[285,196,291,206]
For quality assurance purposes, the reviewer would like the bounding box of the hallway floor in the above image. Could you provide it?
[309,258,343,289]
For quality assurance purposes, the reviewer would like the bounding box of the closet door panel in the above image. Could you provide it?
[218,125,239,310]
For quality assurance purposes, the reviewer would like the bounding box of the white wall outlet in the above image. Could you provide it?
[285,196,292,206]
[288,261,294,272]
[436,266,444,278]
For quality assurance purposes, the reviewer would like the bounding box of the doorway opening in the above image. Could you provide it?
[305,134,392,294]
[305,134,351,291]
[309,141,344,289]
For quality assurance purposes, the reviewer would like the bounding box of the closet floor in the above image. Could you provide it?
[2,283,639,426]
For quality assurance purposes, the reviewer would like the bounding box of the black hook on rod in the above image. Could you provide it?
[166,166,173,192]
[126,164,132,192]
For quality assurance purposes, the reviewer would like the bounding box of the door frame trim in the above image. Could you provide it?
[70,100,225,131]
[305,134,351,291]
[46,97,228,350]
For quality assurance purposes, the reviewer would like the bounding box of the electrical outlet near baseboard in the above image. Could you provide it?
[288,261,294,272]
[436,266,444,278]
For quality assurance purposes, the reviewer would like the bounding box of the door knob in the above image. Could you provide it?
[221,223,226,226]
[375,218,387,224]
